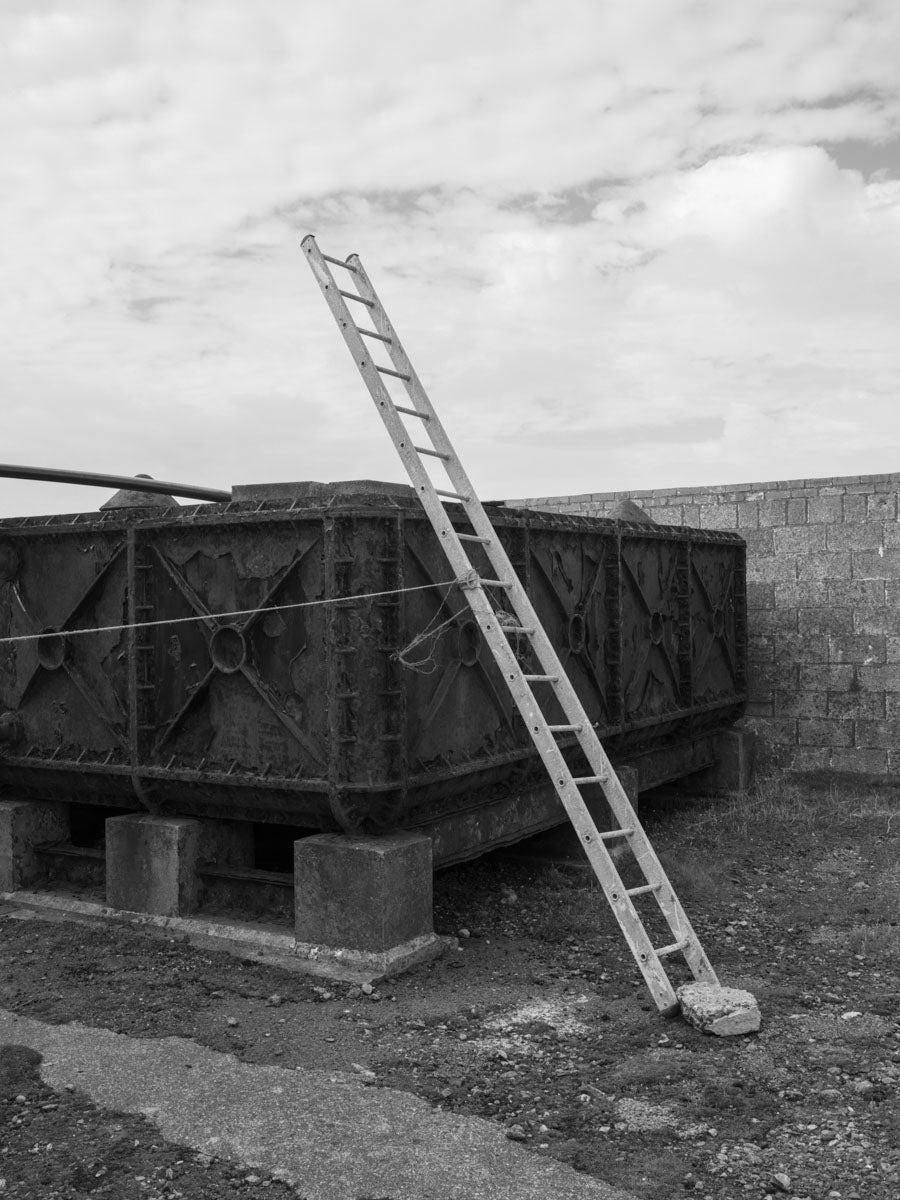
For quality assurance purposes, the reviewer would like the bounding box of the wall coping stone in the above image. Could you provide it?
[507,470,900,509]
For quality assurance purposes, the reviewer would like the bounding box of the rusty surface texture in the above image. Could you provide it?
[0,487,747,833]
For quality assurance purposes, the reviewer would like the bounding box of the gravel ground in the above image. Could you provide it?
[2,775,900,1199]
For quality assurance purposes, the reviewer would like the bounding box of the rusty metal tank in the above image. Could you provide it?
[0,482,747,833]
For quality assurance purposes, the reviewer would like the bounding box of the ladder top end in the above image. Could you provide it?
[301,233,317,246]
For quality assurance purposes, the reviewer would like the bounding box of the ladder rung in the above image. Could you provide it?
[339,290,374,307]
[414,445,451,460]
[377,365,411,381]
[457,533,491,543]
[501,625,534,635]
[626,883,660,898]
[435,488,470,501]
[323,254,357,272]
[523,674,559,682]
[599,828,633,841]
[655,938,689,958]
[547,724,583,733]
[572,774,608,784]
[395,405,429,420]
[477,578,510,589]
[358,327,391,343]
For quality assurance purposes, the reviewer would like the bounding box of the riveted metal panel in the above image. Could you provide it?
[0,491,747,833]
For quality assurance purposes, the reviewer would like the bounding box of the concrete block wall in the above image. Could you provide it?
[509,472,900,778]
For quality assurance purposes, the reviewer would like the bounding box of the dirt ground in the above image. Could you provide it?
[2,774,900,1200]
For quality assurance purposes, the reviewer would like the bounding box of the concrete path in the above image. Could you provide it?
[0,1008,635,1200]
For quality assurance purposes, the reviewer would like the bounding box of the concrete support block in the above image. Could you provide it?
[0,799,69,892]
[689,729,756,793]
[106,814,199,917]
[294,832,443,975]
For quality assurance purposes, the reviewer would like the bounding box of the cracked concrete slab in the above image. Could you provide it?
[0,1008,635,1200]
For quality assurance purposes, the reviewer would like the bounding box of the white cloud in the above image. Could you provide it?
[1,1,900,514]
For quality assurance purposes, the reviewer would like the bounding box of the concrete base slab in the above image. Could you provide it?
[293,931,448,978]
[0,799,68,891]
[0,890,450,984]
[677,982,761,1036]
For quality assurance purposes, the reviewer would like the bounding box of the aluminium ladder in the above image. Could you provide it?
[302,234,720,1013]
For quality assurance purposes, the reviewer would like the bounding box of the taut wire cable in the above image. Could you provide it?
[0,580,459,647]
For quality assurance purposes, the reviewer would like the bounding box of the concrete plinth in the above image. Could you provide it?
[106,814,200,917]
[294,832,444,975]
[0,799,68,892]
[687,729,756,794]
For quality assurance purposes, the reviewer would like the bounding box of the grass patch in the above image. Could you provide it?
[644,769,900,849]
[653,846,736,905]
[838,923,900,957]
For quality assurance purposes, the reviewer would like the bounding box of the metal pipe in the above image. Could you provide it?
[0,463,231,503]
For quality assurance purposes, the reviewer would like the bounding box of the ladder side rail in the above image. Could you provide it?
[346,254,494,527]
[303,236,719,1006]
[343,251,631,764]
[346,257,566,591]
[466,583,718,984]
[345,254,443,426]
[477,573,719,985]
[343,252,638,778]
[303,240,486,583]
[477,577,718,987]
[305,248,682,1005]
[346,258,554,568]
[458,561,713,1002]
[339,260,614,767]
[459,587,682,1009]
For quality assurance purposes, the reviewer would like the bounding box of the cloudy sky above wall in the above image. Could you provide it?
[2,0,900,515]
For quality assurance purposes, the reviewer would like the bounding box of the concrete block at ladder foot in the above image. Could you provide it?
[677,982,761,1037]
[295,832,437,963]
[0,800,68,892]
[106,814,200,917]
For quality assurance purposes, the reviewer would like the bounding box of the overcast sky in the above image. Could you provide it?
[3,1,900,516]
